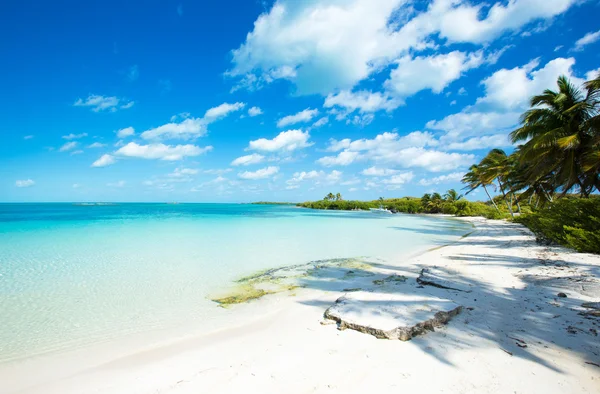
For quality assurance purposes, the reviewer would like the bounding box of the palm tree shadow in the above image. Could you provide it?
[294,245,600,372]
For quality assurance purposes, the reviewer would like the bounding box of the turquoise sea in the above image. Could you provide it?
[0,203,472,363]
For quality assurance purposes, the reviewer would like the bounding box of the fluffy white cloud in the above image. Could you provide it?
[91,154,116,168]
[238,166,279,180]
[276,108,319,127]
[141,118,206,141]
[477,57,584,110]
[446,134,511,151]
[312,117,329,128]
[248,129,312,152]
[316,151,361,167]
[59,141,78,152]
[169,168,199,177]
[286,169,343,188]
[74,94,134,112]
[361,167,399,176]
[248,106,263,117]
[324,90,401,114]
[419,172,463,186]
[62,133,88,140]
[231,153,265,166]
[573,30,600,52]
[384,51,484,98]
[115,142,213,161]
[426,111,521,138]
[326,138,351,152]
[16,179,35,188]
[586,68,600,81]
[116,127,135,139]
[319,132,473,172]
[227,0,575,95]
[87,142,106,148]
[141,102,245,141]
[381,172,414,185]
[204,102,246,122]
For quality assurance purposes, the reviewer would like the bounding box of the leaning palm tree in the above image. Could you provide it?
[479,149,515,217]
[462,164,500,212]
[511,75,600,196]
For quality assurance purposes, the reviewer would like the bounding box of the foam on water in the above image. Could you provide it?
[0,203,471,363]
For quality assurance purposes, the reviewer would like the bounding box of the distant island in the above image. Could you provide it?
[250,201,296,205]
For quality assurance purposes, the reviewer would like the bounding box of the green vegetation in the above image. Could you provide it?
[298,191,508,219]
[515,198,600,254]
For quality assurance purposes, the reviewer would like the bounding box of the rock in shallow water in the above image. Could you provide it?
[323,292,462,341]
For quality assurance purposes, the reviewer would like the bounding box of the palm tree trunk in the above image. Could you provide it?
[497,179,514,218]
[513,193,522,214]
[483,185,500,212]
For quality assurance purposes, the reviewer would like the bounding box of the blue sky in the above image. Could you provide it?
[2,0,599,202]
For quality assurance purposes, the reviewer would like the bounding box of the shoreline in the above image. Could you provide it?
[2,217,600,393]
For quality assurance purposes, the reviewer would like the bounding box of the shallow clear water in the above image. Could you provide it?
[0,203,471,362]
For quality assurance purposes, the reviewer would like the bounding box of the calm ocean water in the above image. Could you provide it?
[0,203,471,363]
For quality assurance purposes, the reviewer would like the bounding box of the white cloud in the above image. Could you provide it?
[324,90,401,114]
[59,141,78,152]
[204,102,246,122]
[238,166,279,180]
[141,118,206,141]
[115,142,213,161]
[107,180,126,187]
[426,111,521,138]
[91,154,116,168]
[15,179,35,188]
[116,127,135,139]
[418,172,463,186]
[231,153,265,166]
[70,150,84,155]
[361,167,399,176]
[276,108,319,127]
[312,117,329,128]
[141,103,245,141]
[319,132,473,172]
[384,51,484,98]
[248,129,312,152]
[169,168,199,178]
[326,138,351,152]
[227,0,575,95]
[62,133,88,140]
[248,106,263,117]
[87,142,106,148]
[316,151,361,167]
[24,135,34,140]
[477,57,584,110]
[381,172,414,185]
[446,134,511,151]
[573,30,600,52]
[74,94,134,112]
[72,183,81,189]
[586,68,600,81]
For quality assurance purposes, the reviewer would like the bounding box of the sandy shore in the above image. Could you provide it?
[2,218,599,393]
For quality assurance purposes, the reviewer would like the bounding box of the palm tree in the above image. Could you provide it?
[510,75,600,197]
[335,193,342,201]
[462,164,500,212]
[479,149,515,217]
[324,192,335,201]
[443,189,464,202]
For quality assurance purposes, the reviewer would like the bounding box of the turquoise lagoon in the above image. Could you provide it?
[0,203,472,363]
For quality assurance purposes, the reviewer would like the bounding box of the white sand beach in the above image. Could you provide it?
[2,218,599,394]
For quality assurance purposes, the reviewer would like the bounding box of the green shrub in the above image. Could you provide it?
[515,198,600,254]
